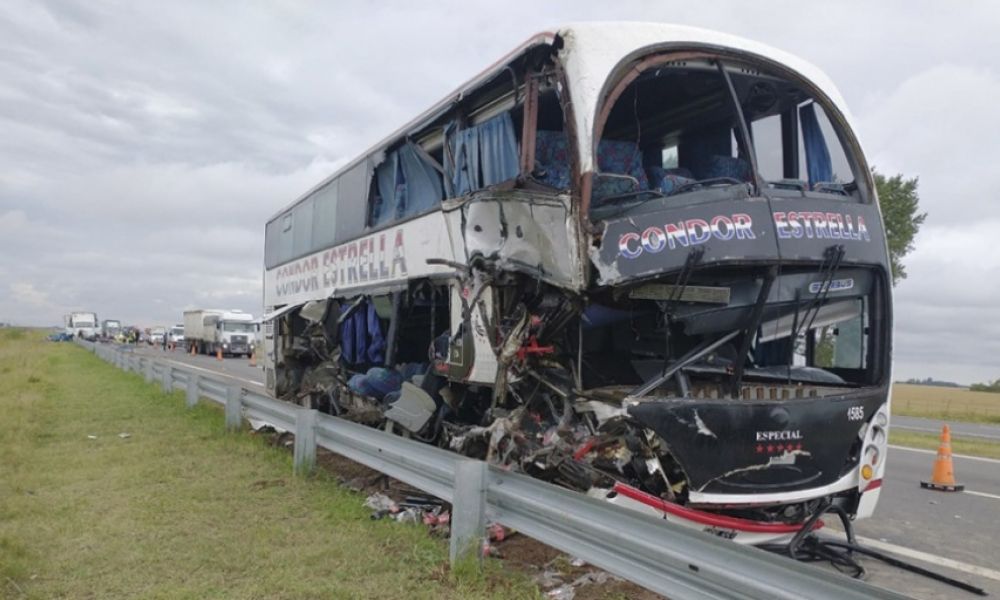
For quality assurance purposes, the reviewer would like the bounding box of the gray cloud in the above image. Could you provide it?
[1,0,997,383]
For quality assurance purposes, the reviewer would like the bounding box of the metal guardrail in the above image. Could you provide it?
[75,339,913,599]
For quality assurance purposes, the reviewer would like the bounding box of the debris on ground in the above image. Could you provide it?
[86,435,97,440]
[276,436,664,598]
[118,432,131,439]
[248,419,288,435]
[538,568,617,600]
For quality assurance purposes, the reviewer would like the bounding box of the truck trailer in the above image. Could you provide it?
[183,309,255,357]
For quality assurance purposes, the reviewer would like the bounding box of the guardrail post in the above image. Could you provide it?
[293,409,318,475]
[186,373,200,408]
[162,366,173,393]
[225,386,243,431]
[450,460,488,568]
[144,359,154,384]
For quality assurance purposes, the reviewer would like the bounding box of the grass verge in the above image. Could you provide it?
[0,329,538,600]
[890,430,1000,460]
[892,383,1000,424]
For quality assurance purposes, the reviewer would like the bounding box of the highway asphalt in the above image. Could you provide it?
[116,343,1000,598]
[892,414,1000,442]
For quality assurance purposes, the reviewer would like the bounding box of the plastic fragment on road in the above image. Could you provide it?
[546,571,615,599]
[248,418,288,435]
[364,493,398,519]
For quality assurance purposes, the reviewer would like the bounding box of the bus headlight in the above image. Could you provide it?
[870,426,886,447]
[859,403,889,490]
[864,446,880,466]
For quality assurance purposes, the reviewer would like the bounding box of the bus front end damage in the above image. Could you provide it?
[272,220,890,544]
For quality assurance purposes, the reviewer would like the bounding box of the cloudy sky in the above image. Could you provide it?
[2,0,998,384]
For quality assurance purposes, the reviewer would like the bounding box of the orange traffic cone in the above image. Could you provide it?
[920,424,964,492]
[249,349,257,367]
[216,346,223,361]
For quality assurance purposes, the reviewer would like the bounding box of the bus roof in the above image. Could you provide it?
[557,22,856,174]
[269,22,855,223]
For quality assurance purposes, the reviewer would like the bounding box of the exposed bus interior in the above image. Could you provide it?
[272,256,884,526]
[587,58,862,221]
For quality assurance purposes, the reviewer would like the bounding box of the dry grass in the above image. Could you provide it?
[0,330,539,600]
[892,383,1000,424]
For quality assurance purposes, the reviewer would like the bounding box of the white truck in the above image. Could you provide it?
[183,309,256,357]
[149,326,167,345]
[168,324,185,347]
[101,319,122,340]
[65,312,99,340]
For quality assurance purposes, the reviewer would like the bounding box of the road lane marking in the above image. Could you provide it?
[851,535,1000,583]
[889,444,1000,465]
[158,358,265,388]
[964,490,1000,501]
[824,524,1000,583]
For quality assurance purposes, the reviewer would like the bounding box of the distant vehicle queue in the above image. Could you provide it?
[63,308,260,358]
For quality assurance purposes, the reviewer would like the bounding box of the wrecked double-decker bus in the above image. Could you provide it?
[262,23,891,544]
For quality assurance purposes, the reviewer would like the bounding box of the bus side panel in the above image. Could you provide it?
[263,212,457,309]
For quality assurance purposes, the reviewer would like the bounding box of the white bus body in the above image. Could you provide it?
[260,23,892,544]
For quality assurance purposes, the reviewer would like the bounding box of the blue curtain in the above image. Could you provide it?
[445,121,479,197]
[800,103,833,185]
[375,143,443,224]
[365,302,385,364]
[445,111,519,196]
[398,142,443,217]
[340,300,385,365]
[479,112,519,186]
[374,152,400,226]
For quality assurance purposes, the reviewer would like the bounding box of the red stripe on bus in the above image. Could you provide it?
[611,482,823,533]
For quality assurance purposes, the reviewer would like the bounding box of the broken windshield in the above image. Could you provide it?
[590,58,861,217]
[580,266,881,396]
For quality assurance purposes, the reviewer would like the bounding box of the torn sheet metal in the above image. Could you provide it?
[453,190,581,289]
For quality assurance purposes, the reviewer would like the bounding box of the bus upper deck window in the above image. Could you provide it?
[594,61,864,209]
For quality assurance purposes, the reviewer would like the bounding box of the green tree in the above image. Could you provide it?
[874,170,927,285]
[970,379,1000,394]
